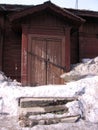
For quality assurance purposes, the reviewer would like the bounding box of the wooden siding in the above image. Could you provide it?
[8,1,84,25]
[21,10,73,85]
[0,29,3,70]
[3,20,21,81]
[79,21,98,60]
[3,5,98,85]
[71,29,79,64]
[22,11,68,35]
[0,13,5,70]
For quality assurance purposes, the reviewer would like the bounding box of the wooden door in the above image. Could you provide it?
[28,35,65,86]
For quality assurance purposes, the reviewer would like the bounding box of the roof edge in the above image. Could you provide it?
[8,1,85,24]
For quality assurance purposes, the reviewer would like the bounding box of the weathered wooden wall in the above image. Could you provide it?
[79,18,98,60]
[71,28,79,64]
[21,11,71,85]
[1,6,98,84]
[0,13,5,70]
[3,18,21,81]
[22,11,66,35]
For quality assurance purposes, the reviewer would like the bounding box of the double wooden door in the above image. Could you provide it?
[28,35,65,86]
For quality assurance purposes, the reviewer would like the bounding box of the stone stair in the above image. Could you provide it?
[18,97,80,127]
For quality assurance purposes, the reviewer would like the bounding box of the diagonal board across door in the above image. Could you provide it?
[28,35,65,86]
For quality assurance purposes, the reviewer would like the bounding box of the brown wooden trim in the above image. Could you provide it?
[8,1,84,24]
[21,26,28,85]
[0,20,4,70]
[23,25,65,36]
[0,34,3,70]
[0,53,2,70]
[65,26,71,72]
[27,35,32,85]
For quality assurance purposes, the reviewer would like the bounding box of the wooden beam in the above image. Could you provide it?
[21,25,28,85]
[0,32,3,70]
[0,16,5,71]
[65,26,71,72]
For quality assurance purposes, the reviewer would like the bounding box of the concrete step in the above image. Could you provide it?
[19,114,81,127]
[18,97,78,127]
[19,104,68,115]
[19,97,77,108]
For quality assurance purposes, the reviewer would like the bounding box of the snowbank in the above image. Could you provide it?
[0,57,98,123]
[61,56,98,82]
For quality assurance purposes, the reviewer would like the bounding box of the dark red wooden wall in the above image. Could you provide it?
[21,10,73,85]
[71,28,79,64]
[0,13,5,70]
[0,12,86,82]
[1,7,98,83]
[79,18,98,60]
[3,18,21,81]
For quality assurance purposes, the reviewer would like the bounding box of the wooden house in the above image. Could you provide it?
[0,1,98,86]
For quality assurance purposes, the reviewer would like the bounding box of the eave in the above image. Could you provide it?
[8,1,85,26]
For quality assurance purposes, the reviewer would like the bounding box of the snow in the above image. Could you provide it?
[0,57,98,125]
[61,56,98,82]
[0,75,98,123]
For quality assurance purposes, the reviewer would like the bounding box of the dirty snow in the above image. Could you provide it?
[0,57,98,129]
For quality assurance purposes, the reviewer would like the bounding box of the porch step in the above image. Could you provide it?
[19,104,68,115]
[18,97,79,127]
[19,97,77,108]
[19,114,81,127]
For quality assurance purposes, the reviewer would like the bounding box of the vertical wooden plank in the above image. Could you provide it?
[0,30,3,70]
[47,37,64,84]
[28,36,46,86]
[33,38,46,85]
[21,26,28,85]
[47,39,60,84]
[0,16,4,71]
[62,37,66,71]
[70,29,79,64]
[27,35,32,85]
[65,26,71,72]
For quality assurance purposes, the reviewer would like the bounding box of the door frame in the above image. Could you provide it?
[21,26,71,86]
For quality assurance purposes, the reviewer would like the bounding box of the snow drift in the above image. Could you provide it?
[0,57,98,123]
[61,56,98,82]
